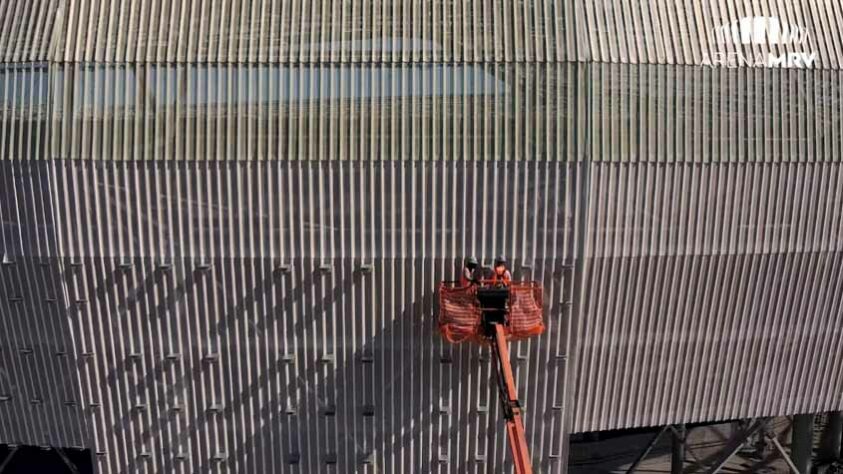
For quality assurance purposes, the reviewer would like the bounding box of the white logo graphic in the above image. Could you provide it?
[702,16,817,68]
[713,16,809,46]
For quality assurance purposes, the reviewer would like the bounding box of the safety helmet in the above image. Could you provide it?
[464,257,478,269]
[494,255,507,267]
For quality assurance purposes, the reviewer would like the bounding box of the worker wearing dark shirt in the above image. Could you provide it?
[461,257,480,286]
[490,256,512,286]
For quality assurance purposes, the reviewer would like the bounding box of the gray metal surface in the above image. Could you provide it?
[1,159,577,472]
[5,1,843,68]
[578,0,843,69]
[3,62,842,162]
[6,0,577,64]
[0,159,89,449]
[45,63,582,162]
[571,161,843,433]
[2,159,841,470]
[0,0,58,63]
[1,1,843,473]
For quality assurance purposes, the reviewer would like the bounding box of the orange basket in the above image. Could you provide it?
[438,281,544,344]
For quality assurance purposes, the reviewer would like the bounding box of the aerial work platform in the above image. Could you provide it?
[439,281,544,343]
[438,279,545,474]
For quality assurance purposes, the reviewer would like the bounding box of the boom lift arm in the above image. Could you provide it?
[490,323,533,474]
[438,280,544,473]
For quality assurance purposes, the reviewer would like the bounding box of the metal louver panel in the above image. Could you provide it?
[578,0,843,69]
[0,64,50,161]
[585,63,843,162]
[47,63,582,162]
[34,159,574,473]
[34,62,843,162]
[1,1,843,473]
[0,0,58,63]
[0,160,88,449]
[50,0,577,64]
[571,161,843,433]
[4,0,843,68]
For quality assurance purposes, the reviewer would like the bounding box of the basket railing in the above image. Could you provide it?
[438,281,544,344]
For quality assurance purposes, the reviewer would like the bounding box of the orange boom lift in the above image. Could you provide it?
[438,279,545,474]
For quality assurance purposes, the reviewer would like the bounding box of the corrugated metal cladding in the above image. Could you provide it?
[3,0,843,67]
[44,63,582,162]
[0,1,843,473]
[0,162,90,451]
[4,0,578,63]
[3,159,577,473]
[572,161,843,432]
[0,63,838,162]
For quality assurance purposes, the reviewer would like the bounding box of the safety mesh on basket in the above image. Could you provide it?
[438,282,544,344]
[438,284,483,343]
[508,283,544,340]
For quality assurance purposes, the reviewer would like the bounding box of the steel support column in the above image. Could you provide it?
[626,426,670,474]
[698,418,769,474]
[792,414,815,474]
[818,412,842,463]
[0,447,19,473]
[671,424,686,474]
[54,447,80,474]
[767,433,802,474]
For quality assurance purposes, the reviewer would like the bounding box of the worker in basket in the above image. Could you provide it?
[489,256,512,287]
[460,257,480,287]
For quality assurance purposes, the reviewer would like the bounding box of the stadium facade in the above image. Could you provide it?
[0,0,842,472]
